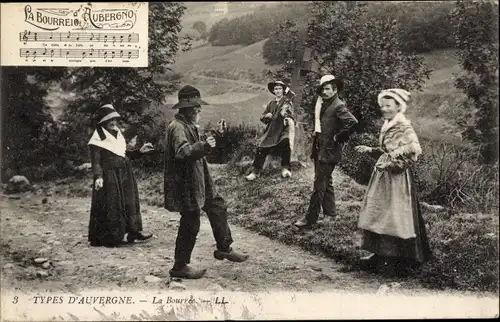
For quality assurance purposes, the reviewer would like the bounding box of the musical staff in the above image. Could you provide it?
[20,48,140,60]
[19,31,140,44]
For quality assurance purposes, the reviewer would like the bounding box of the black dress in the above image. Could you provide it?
[88,130,143,247]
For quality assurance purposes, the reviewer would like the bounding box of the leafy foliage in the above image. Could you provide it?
[273,2,431,134]
[208,3,308,46]
[1,67,66,180]
[192,21,207,39]
[453,0,499,164]
[364,1,456,53]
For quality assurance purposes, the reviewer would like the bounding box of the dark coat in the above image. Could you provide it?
[164,114,214,213]
[311,96,358,164]
[257,97,294,148]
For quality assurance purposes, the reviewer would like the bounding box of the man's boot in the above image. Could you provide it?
[169,264,207,279]
[214,248,249,262]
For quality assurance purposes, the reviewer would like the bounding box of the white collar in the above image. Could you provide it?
[88,127,126,157]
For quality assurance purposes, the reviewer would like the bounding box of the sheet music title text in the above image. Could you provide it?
[24,5,137,31]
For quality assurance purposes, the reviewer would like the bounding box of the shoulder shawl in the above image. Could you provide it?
[88,127,126,157]
[380,113,422,162]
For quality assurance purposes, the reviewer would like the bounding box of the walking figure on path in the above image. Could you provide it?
[164,85,249,279]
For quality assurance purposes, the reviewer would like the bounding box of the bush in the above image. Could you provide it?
[415,139,499,213]
[203,122,260,164]
[338,132,380,185]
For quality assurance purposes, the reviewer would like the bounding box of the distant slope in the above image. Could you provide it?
[409,49,466,145]
[172,39,278,83]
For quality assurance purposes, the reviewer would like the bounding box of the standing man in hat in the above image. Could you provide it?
[164,85,249,279]
[294,75,358,229]
[88,97,154,247]
[245,80,296,181]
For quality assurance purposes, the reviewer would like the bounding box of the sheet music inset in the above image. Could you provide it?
[1,2,148,67]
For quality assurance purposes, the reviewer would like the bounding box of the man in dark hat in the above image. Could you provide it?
[294,75,358,229]
[164,85,249,279]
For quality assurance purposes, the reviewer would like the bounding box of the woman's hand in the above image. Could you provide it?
[95,178,103,190]
[354,145,372,153]
[139,142,155,154]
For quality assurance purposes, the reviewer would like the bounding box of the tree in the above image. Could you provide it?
[62,2,188,152]
[1,67,66,180]
[453,0,499,163]
[192,21,207,39]
[268,2,431,183]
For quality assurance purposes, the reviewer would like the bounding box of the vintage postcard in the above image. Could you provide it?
[1,1,499,321]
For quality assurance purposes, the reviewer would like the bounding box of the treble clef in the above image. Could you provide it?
[21,30,29,44]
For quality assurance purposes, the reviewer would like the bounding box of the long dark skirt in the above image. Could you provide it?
[88,160,143,247]
[361,170,433,264]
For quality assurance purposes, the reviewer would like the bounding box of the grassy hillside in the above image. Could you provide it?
[169,44,466,146]
[172,39,277,83]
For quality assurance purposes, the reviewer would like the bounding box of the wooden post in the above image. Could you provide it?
[289,46,320,164]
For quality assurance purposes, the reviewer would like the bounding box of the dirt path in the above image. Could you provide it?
[1,191,495,299]
[0,192,415,294]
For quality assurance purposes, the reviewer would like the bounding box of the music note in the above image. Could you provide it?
[120,35,124,43]
[24,50,30,59]
[128,51,132,59]
[34,33,38,42]
[76,33,80,41]
[112,35,116,44]
[104,35,108,43]
[90,48,94,57]
[103,51,107,59]
[49,32,53,40]
[82,51,86,59]
[50,49,55,58]
[111,51,115,58]
[43,48,47,56]
[90,33,94,41]
[66,51,70,59]
[66,31,71,40]
[128,34,132,42]
[120,50,124,58]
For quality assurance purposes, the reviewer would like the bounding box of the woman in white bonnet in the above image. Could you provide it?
[355,88,432,272]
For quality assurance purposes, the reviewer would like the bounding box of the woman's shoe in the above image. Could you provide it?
[281,168,292,178]
[245,173,258,181]
[127,231,153,243]
[359,253,383,271]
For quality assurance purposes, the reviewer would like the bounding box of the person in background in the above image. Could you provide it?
[88,97,154,247]
[294,75,358,229]
[245,80,295,181]
[355,88,432,271]
[164,85,249,279]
